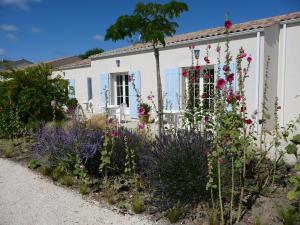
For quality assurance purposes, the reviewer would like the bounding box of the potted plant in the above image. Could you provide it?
[138,102,151,124]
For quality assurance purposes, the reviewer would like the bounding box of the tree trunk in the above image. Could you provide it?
[154,46,163,136]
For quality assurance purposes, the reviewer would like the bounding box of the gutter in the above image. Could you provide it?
[91,28,264,60]
[280,23,287,126]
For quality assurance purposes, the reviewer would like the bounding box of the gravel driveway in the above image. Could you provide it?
[0,159,165,225]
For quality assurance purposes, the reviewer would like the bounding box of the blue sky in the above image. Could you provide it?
[0,0,299,62]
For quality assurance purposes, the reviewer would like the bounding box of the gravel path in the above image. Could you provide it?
[0,159,165,225]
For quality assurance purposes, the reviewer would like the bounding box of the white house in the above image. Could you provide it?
[53,11,300,128]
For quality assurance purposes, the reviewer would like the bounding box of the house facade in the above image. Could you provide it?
[53,12,300,128]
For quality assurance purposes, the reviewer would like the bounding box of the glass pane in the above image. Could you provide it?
[126,96,129,107]
[125,75,128,85]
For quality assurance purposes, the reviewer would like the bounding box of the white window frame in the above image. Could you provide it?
[112,73,129,107]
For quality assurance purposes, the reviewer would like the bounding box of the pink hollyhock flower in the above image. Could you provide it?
[216,46,221,53]
[216,78,226,90]
[112,130,120,137]
[128,75,133,82]
[224,20,233,29]
[138,106,145,115]
[182,70,188,77]
[247,56,252,63]
[147,95,153,101]
[193,65,201,71]
[244,119,252,125]
[204,115,209,124]
[204,74,209,80]
[227,73,234,83]
[223,65,229,72]
[138,123,145,130]
[240,53,247,59]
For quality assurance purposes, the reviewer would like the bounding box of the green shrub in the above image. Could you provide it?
[278,206,299,225]
[166,207,181,223]
[40,165,51,176]
[3,148,13,158]
[59,175,74,187]
[28,159,40,170]
[79,183,90,195]
[132,194,144,214]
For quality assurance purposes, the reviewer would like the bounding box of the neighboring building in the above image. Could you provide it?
[53,11,300,128]
[0,59,33,72]
[42,56,81,70]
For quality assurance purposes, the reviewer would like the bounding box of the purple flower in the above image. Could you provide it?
[138,123,145,130]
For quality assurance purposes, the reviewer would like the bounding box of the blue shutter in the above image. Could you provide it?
[164,68,180,110]
[99,74,109,106]
[68,79,75,99]
[87,77,93,100]
[129,71,141,118]
[230,63,236,91]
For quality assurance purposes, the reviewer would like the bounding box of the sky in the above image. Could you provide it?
[0,0,299,62]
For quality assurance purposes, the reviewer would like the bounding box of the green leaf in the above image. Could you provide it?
[291,134,300,145]
[295,162,300,172]
[286,144,298,157]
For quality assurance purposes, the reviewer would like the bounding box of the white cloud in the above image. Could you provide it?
[30,26,40,34]
[7,33,18,41]
[0,0,41,10]
[0,48,5,55]
[93,34,104,42]
[0,24,18,32]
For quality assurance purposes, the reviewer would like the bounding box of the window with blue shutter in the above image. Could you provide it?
[165,68,180,110]
[87,77,93,100]
[129,71,141,118]
[99,74,109,106]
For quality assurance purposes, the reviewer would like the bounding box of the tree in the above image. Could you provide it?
[105,0,188,135]
[79,48,104,59]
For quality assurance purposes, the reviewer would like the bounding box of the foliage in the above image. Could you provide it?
[0,65,69,132]
[59,175,74,187]
[139,130,210,204]
[132,194,144,214]
[79,183,90,195]
[105,0,188,135]
[278,206,300,225]
[79,48,104,59]
[28,159,40,170]
[3,147,13,158]
[166,207,182,223]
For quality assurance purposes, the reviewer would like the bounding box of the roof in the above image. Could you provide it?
[57,58,91,70]
[91,11,300,59]
[41,56,82,69]
[0,59,33,72]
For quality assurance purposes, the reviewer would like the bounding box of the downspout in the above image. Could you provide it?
[281,23,287,127]
[255,31,261,130]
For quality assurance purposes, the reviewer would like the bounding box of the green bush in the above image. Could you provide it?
[0,64,69,135]
[132,194,144,214]
[166,207,181,223]
[79,183,90,195]
[59,175,74,187]
[3,148,13,158]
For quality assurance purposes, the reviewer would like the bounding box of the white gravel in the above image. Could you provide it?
[0,159,165,225]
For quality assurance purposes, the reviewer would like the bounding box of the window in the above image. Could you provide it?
[115,74,129,107]
[87,77,93,100]
[182,66,214,111]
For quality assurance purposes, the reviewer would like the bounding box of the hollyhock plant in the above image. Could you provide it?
[138,122,145,130]
[239,53,247,59]
[138,106,145,115]
[204,74,209,80]
[128,75,133,82]
[204,56,210,64]
[224,20,233,29]
[193,65,201,71]
[147,95,153,101]
[216,46,221,53]
[247,56,252,63]
[182,70,188,77]
[227,73,234,83]
[244,118,252,125]
[216,78,226,90]
[223,65,229,72]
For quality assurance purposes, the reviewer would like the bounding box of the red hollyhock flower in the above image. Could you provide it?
[241,106,247,112]
[193,65,201,71]
[236,95,241,101]
[218,158,224,164]
[204,56,210,64]
[112,130,120,138]
[216,78,226,90]
[191,77,196,83]
[223,65,229,72]
[224,20,233,29]
[182,70,188,77]
[247,56,252,63]
[128,75,133,82]
[204,74,209,80]
[208,44,211,49]
[202,93,208,98]
[239,53,247,59]
[216,46,221,53]
[244,119,252,125]
[227,73,234,83]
